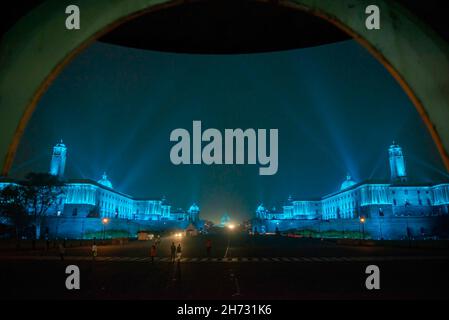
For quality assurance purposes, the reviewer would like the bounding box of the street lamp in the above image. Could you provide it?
[102,217,109,240]
[359,216,366,240]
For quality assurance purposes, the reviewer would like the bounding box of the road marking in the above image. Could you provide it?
[224,238,230,258]
[290,257,301,262]
[119,257,131,261]
[2,255,448,263]
[327,257,341,262]
[301,257,313,262]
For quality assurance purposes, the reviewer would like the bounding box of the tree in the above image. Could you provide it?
[0,185,30,240]
[21,173,64,239]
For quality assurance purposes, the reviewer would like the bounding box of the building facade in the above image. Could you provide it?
[254,143,449,238]
[1,141,201,225]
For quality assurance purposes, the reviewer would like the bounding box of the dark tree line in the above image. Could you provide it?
[0,173,64,240]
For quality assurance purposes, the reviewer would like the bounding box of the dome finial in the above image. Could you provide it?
[98,172,113,189]
[341,174,356,191]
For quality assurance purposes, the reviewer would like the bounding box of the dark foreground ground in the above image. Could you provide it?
[0,234,448,299]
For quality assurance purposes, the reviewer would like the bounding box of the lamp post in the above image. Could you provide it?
[360,216,366,240]
[102,217,109,240]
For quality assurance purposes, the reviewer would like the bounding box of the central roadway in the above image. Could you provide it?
[0,234,448,299]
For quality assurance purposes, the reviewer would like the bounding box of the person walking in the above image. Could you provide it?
[170,242,176,263]
[150,244,157,263]
[176,243,182,261]
[92,243,98,260]
[206,239,212,258]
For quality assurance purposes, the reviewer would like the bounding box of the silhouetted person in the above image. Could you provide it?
[170,242,176,263]
[150,244,157,263]
[92,243,98,260]
[176,244,182,261]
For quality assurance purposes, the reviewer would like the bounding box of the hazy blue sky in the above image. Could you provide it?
[12,40,448,223]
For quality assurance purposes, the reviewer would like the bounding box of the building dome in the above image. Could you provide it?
[220,213,231,226]
[97,172,113,189]
[188,203,200,213]
[56,139,66,148]
[340,175,356,190]
[256,203,266,213]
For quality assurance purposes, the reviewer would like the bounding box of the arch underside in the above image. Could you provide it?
[1,0,449,175]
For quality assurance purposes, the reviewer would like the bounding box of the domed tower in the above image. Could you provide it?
[220,213,231,227]
[389,142,407,182]
[256,203,267,219]
[49,140,67,179]
[340,175,356,191]
[188,203,200,222]
[97,172,113,189]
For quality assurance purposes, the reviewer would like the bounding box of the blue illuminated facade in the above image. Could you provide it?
[255,143,449,237]
[1,141,201,224]
[49,140,67,179]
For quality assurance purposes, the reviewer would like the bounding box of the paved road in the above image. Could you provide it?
[1,235,448,299]
[2,234,447,259]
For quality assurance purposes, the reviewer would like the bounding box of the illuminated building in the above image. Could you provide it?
[254,143,449,238]
[1,141,200,224]
[219,213,231,227]
[389,142,407,182]
[49,140,67,179]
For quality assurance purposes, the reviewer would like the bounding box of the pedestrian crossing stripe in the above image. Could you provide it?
[1,255,448,263]
[301,257,312,262]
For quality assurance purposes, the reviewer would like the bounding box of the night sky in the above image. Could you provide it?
[11,40,448,223]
